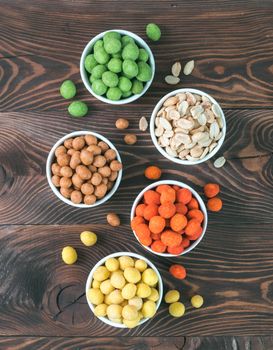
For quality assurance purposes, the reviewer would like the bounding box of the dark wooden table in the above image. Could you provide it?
[0,0,273,349]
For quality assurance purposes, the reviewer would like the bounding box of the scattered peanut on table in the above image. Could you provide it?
[124,134,137,145]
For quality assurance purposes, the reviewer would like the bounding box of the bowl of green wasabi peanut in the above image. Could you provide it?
[80,29,155,105]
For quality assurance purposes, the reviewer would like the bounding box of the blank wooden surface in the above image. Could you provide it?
[0,0,273,348]
[1,336,273,350]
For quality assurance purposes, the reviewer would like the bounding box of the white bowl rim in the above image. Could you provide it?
[150,88,226,165]
[85,251,163,328]
[46,130,122,208]
[80,29,155,105]
[130,180,208,257]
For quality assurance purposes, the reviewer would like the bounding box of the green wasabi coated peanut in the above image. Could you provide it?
[132,79,144,94]
[106,87,122,101]
[60,80,76,99]
[102,71,119,87]
[89,75,97,84]
[94,47,110,65]
[103,31,121,42]
[122,59,138,78]
[118,76,132,92]
[91,64,107,79]
[92,79,107,96]
[121,35,135,47]
[68,101,88,118]
[94,39,104,51]
[146,23,161,41]
[107,58,122,73]
[84,54,98,73]
[138,48,149,62]
[122,90,132,98]
[122,43,139,61]
[104,38,122,55]
[136,61,152,82]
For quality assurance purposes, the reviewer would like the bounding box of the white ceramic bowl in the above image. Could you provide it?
[80,29,155,105]
[85,252,163,328]
[46,131,122,208]
[150,88,226,165]
[130,180,208,257]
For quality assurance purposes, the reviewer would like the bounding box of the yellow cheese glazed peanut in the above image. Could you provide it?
[80,231,97,246]
[169,302,185,317]
[164,290,180,304]
[191,294,204,308]
[62,246,77,264]
[88,254,160,328]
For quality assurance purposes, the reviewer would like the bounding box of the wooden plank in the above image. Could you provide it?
[0,0,273,109]
[0,224,273,336]
[0,336,273,350]
[0,109,272,225]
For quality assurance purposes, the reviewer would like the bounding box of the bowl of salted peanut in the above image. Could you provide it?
[150,88,226,165]
[46,131,122,207]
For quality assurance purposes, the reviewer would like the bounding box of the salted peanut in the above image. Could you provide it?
[70,151,81,169]
[52,175,60,187]
[107,181,114,191]
[76,165,92,180]
[163,96,178,107]
[80,149,94,165]
[171,62,181,77]
[91,172,102,186]
[88,164,97,173]
[67,148,77,156]
[110,160,122,171]
[116,118,129,129]
[72,173,84,188]
[104,149,117,162]
[60,166,73,178]
[55,145,67,157]
[165,75,180,85]
[81,183,94,195]
[60,187,73,198]
[87,145,102,155]
[93,155,106,168]
[57,153,70,167]
[60,177,72,188]
[72,137,85,150]
[64,138,73,149]
[139,116,148,131]
[84,194,97,205]
[124,134,137,145]
[107,213,120,226]
[109,171,118,182]
[94,183,107,198]
[85,134,97,146]
[183,60,195,76]
[102,177,108,185]
[98,166,111,178]
[71,190,82,204]
[51,163,61,176]
[98,141,109,152]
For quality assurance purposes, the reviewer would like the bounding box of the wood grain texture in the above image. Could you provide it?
[0,0,273,110]
[1,336,273,350]
[0,109,272,225]
[1,224,273,337]
[0,0,273,343]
